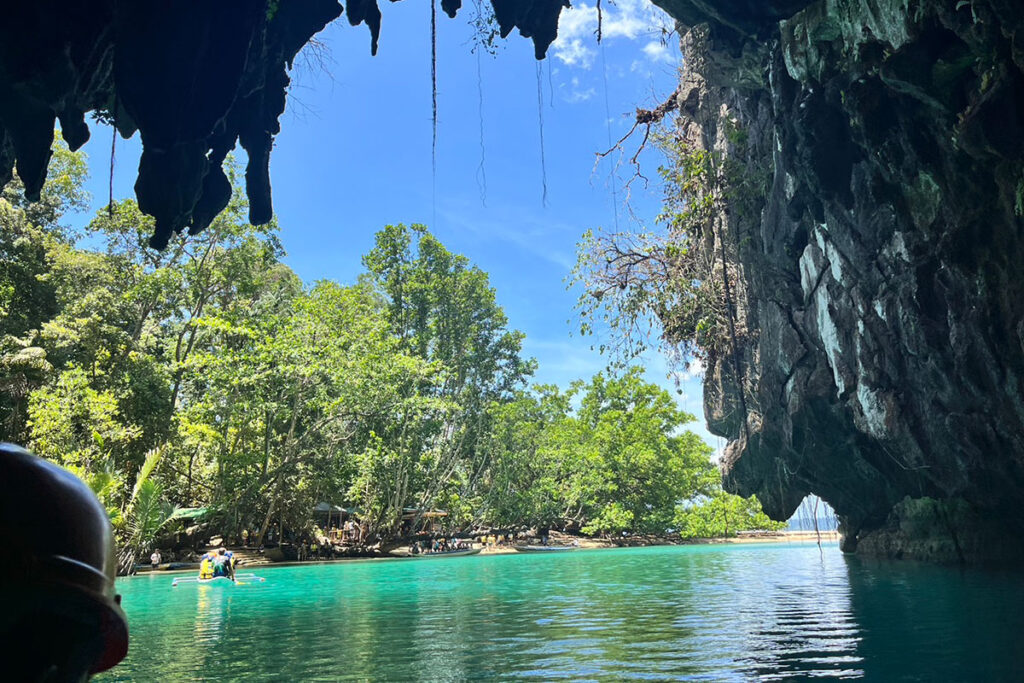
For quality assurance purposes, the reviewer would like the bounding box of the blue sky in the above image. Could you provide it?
[67,1,720,452]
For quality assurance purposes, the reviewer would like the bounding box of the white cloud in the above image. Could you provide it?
[554,38,596,68]
[565,76,596,103]
[683,357,705,380]
[551,0,675,70]
[642,40,673,64]
[553,8,597,67]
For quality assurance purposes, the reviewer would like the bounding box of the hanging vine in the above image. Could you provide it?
[108,119,116,217]
[430,0,438,226]
[536,61,548,207]
[472,0,489,206]
[599,38,620,230]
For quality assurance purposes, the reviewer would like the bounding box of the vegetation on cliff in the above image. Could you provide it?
[572,130,738,371]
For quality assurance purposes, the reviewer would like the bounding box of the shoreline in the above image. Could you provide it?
[478,530,840,555]
[135,531,839,577]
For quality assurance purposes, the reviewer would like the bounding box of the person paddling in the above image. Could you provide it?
[212,548,235,581]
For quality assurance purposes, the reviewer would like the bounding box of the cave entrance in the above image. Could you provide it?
[787,494,838,532]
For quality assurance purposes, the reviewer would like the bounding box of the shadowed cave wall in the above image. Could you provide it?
[3,0,1024,562]
[660,0,1024,563]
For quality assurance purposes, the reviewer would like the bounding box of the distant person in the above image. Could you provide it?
[0,443,129,679]
[150,549,161,569]
[241,528,249,547]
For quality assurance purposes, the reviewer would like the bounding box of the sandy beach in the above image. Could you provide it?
[476,530,840,554]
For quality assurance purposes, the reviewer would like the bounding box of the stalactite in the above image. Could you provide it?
[0,0,573,248]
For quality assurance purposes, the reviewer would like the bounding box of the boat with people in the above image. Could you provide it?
[513,545,577,553]
[171,573,266,587]
[403,536,480,558]
[406,547,481,559]
[170,546,264,586]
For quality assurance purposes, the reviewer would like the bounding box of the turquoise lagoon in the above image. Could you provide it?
[102,543,1024,680]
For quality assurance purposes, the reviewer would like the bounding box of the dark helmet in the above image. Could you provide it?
[0,443,129,675]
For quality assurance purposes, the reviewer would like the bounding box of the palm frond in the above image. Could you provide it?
[130,444,166,504]
[128,479,174,545]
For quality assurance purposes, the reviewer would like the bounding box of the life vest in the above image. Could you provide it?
[199,558,213,580]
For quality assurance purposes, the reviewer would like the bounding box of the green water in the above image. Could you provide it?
[102,543,1024,681]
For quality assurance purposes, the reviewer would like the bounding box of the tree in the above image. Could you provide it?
[476,385,571,528]
[477,368,722,536]
[0,133,88,442]
[361,223,534,534]
[27,366,140,474]
[674,490,787,538]
[6,149,783,570]
[573,368,717,534]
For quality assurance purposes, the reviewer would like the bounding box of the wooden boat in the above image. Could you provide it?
[171,573,266,587]
[513,545,577,553]
[406,547,481,559]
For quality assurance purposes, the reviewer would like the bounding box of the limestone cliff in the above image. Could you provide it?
[656,0,1024,563]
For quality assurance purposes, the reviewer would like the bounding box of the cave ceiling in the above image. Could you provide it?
[0,0,577,249]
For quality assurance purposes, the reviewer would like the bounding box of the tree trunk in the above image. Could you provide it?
[256,495,276,548]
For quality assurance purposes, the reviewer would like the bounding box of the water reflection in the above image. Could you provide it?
[845,556,1024,681]
[103,545,1024,681]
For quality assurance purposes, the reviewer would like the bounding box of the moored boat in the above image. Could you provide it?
[513,545,577,553]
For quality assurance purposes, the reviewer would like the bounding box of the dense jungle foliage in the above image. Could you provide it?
[0,137,782,571]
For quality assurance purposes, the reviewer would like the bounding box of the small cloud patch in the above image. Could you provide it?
[550,0,674,70]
